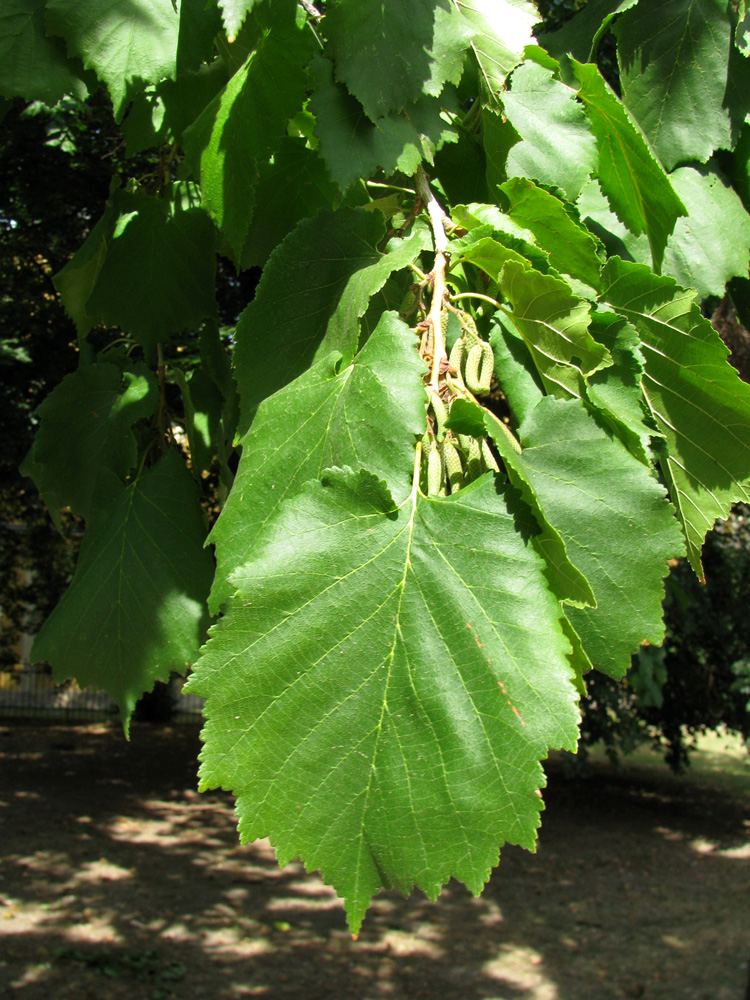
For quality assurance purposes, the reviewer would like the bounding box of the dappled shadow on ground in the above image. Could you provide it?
[0,723,748,1000]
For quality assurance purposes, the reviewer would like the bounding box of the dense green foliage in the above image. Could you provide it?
[3,0,750,931]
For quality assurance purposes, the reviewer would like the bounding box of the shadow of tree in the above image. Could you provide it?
[0,722,748,1000]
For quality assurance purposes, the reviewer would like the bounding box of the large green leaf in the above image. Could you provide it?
[85,188,217,354]
[183,0,311,260]
[578,165,750,301]
[454,0,539,103]
[309,55,457,191]
[601,257,750,577]
[20,362,158,520]
[46,0,182,119]
[500,57,598,202]
[516,396,684,677]
[499,259,611,396]
[613,0,750,171]
[32,451,215,732]
[324,0,474,120]
[186,468,579,933]
[572,60,686,271]
[0,0,89,103]
[210,312,426,611]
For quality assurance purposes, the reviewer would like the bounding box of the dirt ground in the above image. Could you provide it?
[0,722,748,1000]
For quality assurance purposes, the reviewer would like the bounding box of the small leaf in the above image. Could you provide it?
[187,469,579,933]
[499,259,611,396]
[32,451,215,732]
[516,396,685,677]
[572,60,686,272]
[585,311,653,465]
[218,0,260,41]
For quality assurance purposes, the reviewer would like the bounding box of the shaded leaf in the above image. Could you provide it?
[46,0,182,119]
[21,362,158,520]
[182,0,311,260]
[236,138,338,269]
[85,188,217,354]
[233,211,430,433]
[309,55,457,191]
[0,0,89,104]
[613,0,750,171]
[325,0,474,120]
[32,451,215,732]
[540,0,639,62]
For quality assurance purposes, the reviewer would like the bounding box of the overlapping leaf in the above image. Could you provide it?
[233,211,430,431]
[602,257,750,576]
[498,259,611,395]
[84,188,217,354]
[209,312,427,612]
[46,0,183,119]
[309,56,457,191]
[32,452,215,731]
[540,0,639,62]
[20,362,158,520]
[187,468,579,933]
[0,0,89,104]
[499,177,602,289]
[183,0,311,260]
[512,396,684,678]
[325,0,474,120]
[454,0,539,102]
[500,56,598,202]
[572,60,686,271]
[613,0,750,170]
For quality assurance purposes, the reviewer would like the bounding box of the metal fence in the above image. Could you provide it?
[0,662,204,722]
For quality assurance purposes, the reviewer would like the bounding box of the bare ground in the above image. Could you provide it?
[0,722,748,1000]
